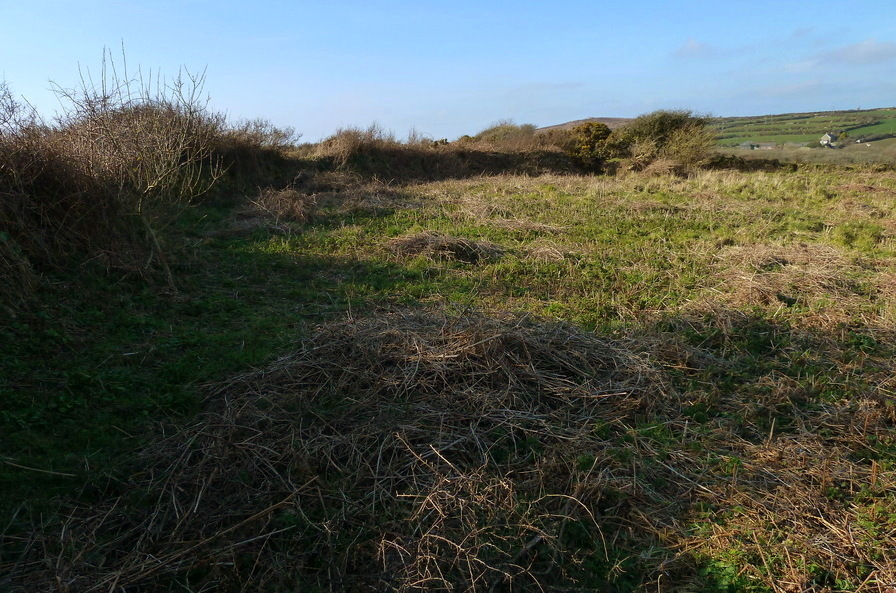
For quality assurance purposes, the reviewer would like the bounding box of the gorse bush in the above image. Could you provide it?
[569,121,612,170]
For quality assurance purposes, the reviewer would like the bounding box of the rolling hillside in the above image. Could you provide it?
[537,116,633,132]
[542,107,896,146]
[711,107,896,145]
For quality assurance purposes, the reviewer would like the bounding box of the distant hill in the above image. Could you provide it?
[710,108,896,145]
[539,108,896,146]
[537,117,632,132]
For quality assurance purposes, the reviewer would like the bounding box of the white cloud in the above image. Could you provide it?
[822,40,896,65]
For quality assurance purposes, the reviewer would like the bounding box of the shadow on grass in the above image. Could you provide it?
[4,288,894,591]
[0,231,425,555]
[305,145,583,184]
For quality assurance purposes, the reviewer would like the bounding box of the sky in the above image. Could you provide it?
[2,0,895,142]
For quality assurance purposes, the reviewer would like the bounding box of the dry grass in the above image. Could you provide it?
[8,304,896,591]
[313,123,400,168]
[249,187,317,224]
[389,231,504,263]
[8,158,896,591]
[678,389,896,592]
[689,243,884,328]
[524,242,571,262]
[11,309,658,592]
[307,123,580,182]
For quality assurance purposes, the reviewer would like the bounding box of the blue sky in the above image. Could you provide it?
[2,1,895,141]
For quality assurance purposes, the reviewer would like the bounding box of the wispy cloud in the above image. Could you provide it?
[781,39,896,74]
[673,38,715,58]
[759,80,824,98]
[822,40,896,65]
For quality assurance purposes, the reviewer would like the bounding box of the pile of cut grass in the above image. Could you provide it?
[11,305,896,592]
[10,309,660,592]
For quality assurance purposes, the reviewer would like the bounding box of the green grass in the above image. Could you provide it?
[850,116,896,136]
[711,107,896,145]
[3,166,896,591]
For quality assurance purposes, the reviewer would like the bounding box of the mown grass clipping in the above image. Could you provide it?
[11,306,895,592]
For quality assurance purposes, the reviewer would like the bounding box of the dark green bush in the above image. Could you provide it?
[569,122,612,170]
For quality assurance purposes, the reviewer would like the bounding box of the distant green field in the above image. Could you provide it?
[850,116,896,136]
[721,133,824,145]
[712,107,896,145]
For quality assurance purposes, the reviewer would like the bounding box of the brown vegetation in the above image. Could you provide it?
[249,187,317,224]
[389,231,503,263]
[11,306,895,591]
[9,309,660,592]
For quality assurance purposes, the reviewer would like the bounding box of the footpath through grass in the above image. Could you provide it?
[3,167,896,591]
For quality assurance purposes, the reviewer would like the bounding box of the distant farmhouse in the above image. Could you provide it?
[820,132,839,146]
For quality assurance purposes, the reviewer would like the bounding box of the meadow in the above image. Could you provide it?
[712,108,896,146]
[2,90,896,592]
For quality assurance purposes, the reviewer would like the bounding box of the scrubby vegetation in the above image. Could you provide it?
[566,110,716,174]
[3,63,896,592]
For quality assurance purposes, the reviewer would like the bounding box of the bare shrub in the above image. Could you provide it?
[226,117,300,150]
[51,52,225,285]
[0,52,228,298]
[1,80,143,281]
